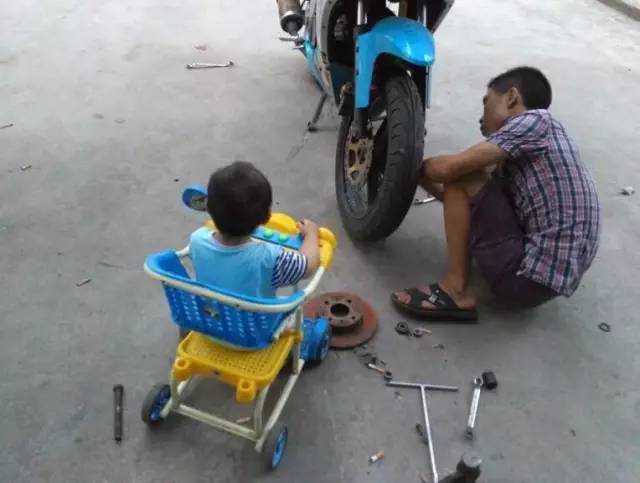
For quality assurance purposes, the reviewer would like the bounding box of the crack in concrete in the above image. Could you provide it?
[285,129,311,163]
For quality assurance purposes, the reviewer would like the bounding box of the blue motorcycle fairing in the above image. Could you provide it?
[305,33,353,103]
[355,17,435,109]
[304,37,322,86]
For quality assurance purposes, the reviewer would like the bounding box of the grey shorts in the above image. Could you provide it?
[470,178,557,307]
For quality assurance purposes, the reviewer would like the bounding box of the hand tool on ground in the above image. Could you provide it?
[357,351,386,367]
[186,61,234,69]
[367,363,393,381]
[367,362,385,374]
[465,371,497,440]
[113,384,124,442]
[439,452,482,483]
[412,327,432,338]
[465,377,483,440]
[413,196,437,205]
[386,379,459,482]
[481,371,498,390]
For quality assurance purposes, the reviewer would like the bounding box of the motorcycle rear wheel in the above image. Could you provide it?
[335,72,424,242]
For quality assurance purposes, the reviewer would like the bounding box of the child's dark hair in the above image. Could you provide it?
[488,66,552,110]
[207,161,272,237]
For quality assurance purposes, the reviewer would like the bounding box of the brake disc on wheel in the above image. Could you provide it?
[344,134,373,188]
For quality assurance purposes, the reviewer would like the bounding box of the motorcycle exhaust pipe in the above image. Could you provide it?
[277,0,303,35]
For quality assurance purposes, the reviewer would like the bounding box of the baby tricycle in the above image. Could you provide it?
[140,186,336,470]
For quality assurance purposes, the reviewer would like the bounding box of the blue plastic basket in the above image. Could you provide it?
[145,250,303,350]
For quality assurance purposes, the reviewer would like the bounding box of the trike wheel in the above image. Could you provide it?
[141,383,171,426]
[313,325,331,364]
[335,72,424,241]
[303,317,331,366]
[263,422,289,470]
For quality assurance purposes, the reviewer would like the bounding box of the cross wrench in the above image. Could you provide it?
[465,377,483,440]
[387,380,458,482]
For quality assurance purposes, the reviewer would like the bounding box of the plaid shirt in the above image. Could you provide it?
[487,110,601,296]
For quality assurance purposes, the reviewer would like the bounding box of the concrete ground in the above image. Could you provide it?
[1,0,639,482]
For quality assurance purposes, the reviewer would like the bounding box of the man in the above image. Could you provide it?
[392,66,601,321]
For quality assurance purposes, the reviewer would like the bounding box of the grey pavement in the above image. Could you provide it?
[1,0,639,482]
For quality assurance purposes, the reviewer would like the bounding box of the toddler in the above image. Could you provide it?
[189,161,320,298]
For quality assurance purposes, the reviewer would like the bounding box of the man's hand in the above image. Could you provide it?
[418,167,444,202]
[424,142,509,183]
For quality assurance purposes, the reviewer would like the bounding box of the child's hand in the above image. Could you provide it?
[297,219,319,238]
[297,219,321,277]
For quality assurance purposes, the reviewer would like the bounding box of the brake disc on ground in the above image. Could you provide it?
[304,292,378,349]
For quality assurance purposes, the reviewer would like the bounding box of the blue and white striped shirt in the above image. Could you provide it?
[189,227,307,299]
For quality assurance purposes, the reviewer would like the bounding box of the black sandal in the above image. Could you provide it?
[391,284,478,322]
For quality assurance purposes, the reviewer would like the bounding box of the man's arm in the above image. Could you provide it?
[424,142,509,184]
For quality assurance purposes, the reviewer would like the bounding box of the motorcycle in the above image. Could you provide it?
[276,0,454,241]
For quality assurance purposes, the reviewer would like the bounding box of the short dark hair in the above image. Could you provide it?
[207,161,272,237]
[488,66,552,110]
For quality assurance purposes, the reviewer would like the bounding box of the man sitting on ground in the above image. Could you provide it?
[392,66,601,321]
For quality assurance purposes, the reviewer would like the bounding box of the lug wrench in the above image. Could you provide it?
[387,380,458,482]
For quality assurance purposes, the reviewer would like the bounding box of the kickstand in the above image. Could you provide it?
[307,93,328,132]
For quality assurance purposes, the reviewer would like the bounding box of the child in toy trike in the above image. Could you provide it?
[141,162,336,470]
[191,161,320,298]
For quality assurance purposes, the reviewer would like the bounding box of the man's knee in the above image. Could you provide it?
[444,171,489,198]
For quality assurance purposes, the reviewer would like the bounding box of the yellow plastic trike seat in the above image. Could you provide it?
[172,330,301,403]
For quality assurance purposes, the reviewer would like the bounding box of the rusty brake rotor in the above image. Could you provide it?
[304,292,377,349]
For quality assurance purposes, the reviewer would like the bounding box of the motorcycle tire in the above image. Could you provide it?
[335,72,424,242]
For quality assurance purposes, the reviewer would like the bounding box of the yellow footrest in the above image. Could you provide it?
[172,331,299,403]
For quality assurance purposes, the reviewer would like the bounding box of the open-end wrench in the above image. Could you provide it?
[465,377,483,439]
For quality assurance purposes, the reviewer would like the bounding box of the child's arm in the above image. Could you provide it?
[297,219,320,278]
[271,219,321,289]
